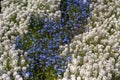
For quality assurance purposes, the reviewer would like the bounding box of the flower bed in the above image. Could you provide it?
[0,0,120,80]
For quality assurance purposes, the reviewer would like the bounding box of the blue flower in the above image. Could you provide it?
[66,6,70,10]
[73,0,79,3]
[22,70,33,78]
[46,61,51,67]
[48,49,54,54]
[37,19,41,25]
[61,18,65,22]
[41,48,47,53]
[38,30,41,33]
[48,45,52,49]
[43,24,48,29]
[63,37,69,43]
[66,57,72,62]
[61,60,65,64]
[36,47,41,51]
[54,64,58,70]
[16,36,21,41]
[30,64,34,69]
[52,58,56,64]
[40,54,46,60]
[57,71,61,75]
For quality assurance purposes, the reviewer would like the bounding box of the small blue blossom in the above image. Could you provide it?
[40,54,46,60]
[54,64,58,70]
[66,57,72,62]
[16,36,21,41]
[30,64,34,69]
[46,61,51,67]
[22,70,33,78]
[57,71,61,75]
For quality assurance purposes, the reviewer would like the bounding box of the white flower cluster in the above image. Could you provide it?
[0,0,61,80]
[61,0,120,80]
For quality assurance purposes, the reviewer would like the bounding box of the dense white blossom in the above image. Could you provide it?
[61,0,120,80]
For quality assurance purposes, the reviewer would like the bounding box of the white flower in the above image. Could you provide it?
[0,57,4,62]
[6,76,10,80]
[102,76,108,80]
[12,59,18,66]
[24,72,30,78]
[72,58,79,65]
[49,13,54,18]
[7,71,11,76]
[115,62,120,68]
[3,59,7,66]
[3,52,7,56]
[99,69,106,76]
[69,65,77,73]
[94,36,99,42]
[2,74,8,79]
[15,74,21,80]
[18,77,23,80]
[62,77,68,80]
[63,72,69,79]
[21,59,25,65]
[71,75,76,80]
[93,63,98,70]
[109,57,115,65]
[14,66,20,71]
[77,76,81,80]
[22,66,27,71]
[77,56,82,60]
[0,76,2,80]
[13,71,18,77]
[105,46,110,51]
[11,53,19,60]
[107,73,112,79]
[83,0,87,3]
[0,65,3,71]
